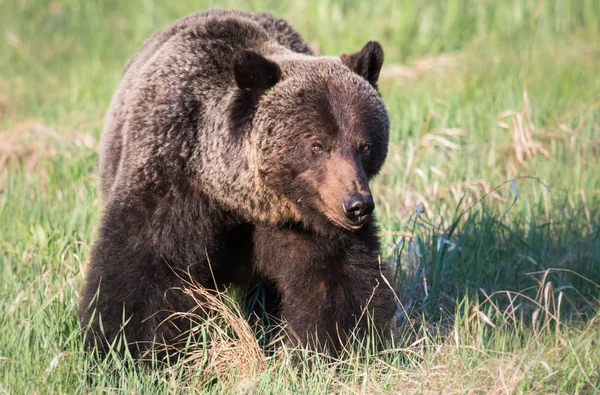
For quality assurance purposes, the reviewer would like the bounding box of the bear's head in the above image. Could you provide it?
[233,42,389,234]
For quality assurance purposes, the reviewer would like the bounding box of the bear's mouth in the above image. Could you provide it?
[350,213,371,228]
[347,214,371,231]
[327,213,370,231]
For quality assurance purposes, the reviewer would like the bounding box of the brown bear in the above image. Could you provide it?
[79,9,396,358]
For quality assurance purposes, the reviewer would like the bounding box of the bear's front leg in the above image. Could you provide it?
[253,223,396,352]
[79,201,206,359]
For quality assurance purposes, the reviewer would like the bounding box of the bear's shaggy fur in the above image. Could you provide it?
[80,9,396,357]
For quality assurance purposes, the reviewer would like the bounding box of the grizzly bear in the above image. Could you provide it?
[79,9,396,358]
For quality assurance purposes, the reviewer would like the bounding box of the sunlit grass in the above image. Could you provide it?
[1,0,599,392]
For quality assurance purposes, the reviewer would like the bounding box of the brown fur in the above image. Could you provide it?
[79,9,395,358]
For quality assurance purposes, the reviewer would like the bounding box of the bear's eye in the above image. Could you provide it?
[360,144,371,152]
[311,143,323,154]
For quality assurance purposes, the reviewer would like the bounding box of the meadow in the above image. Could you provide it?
[1,0,599,393]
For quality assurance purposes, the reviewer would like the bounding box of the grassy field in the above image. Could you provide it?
[1,0,599,393]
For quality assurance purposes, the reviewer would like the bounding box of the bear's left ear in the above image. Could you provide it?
[340,41,384,88]
[234,50,281,91]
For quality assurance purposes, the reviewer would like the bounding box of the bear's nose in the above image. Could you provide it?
[342,194,375,222]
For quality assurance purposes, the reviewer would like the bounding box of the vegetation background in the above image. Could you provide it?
[1,0,599,393]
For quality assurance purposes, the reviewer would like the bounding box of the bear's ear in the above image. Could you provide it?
[340,41,384,88]
[233,50,281,91]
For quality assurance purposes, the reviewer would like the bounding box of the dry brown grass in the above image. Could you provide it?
[0,120,96,170]
[159,278,267,389]
[497,91,550,171]
[380,52,464,82]
[0,121,59,171]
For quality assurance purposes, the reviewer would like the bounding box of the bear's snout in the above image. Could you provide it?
[342,193,374,228]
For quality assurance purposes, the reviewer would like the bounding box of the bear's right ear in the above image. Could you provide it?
[340,41,384,89]
[233,50,281,91]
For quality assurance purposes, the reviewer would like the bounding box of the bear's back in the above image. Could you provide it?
[124,10,313,80]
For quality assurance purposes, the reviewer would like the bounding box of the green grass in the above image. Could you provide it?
[1,0,599,393]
